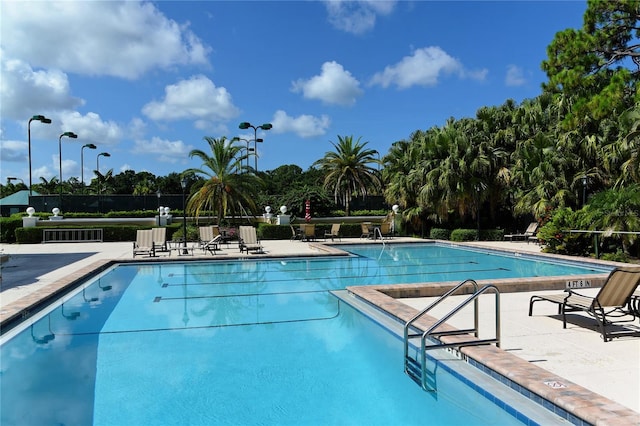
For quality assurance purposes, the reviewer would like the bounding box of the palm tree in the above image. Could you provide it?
[184,136,262,224]
[36,176,59,194]
[313,135,381,216]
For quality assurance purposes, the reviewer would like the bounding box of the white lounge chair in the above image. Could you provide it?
[133,229,155,257]
[239,226,263,254]
[152,227,168,253]
[505,222,538,241]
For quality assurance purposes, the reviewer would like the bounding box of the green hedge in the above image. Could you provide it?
[0,217,23,243]
[449,228,504,242]
[255,223,367,240]
[15,224,183,244]
[429,228,451,240]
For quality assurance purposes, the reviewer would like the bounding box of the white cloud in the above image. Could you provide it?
[57,111,123,146]
[291,61,363,106]
[1,1,210,79]
[271,110,331,138]
[142,75,240,125]
[0,54,83,120]
[505,65,527,87]
[370,46,488,89]
[324,0,396,34]
[132,137,194,163]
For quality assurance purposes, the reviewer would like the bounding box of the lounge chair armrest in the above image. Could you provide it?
[566,289,589,298]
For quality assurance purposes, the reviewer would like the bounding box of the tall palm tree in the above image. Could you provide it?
[184,136,262,224]
[313,135,381,216]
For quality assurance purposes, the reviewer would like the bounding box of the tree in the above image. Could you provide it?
[184,136,263,224]
[542,0,639,127]
[313,135,381,216]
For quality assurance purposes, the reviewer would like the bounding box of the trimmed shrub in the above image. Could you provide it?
[0,217,23,243]
[450,229,478,242]
[429,228,451,240]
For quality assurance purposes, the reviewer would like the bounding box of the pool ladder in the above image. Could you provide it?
[403,279,501,392]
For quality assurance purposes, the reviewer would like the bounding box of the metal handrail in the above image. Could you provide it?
[418,285,500,390]
[403,280,501,391]
[403,279,479,361]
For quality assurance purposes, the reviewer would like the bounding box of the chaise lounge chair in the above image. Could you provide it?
[198,225,222,254]
[324,223,341,241]
[504,222,538,242]
[238,226,264,254]
[133,229,156,257]
[302,224,316,242]
[528,267,640,341]
[152,227,168,253]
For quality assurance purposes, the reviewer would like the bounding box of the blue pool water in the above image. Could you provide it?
[1,244,601,425]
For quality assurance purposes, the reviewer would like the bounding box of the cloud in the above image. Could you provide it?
[0,54,83,120]
[505,65,527,87]
[1,1,210,79]
[370,46,487,89]
[142,75,240,125]
[271,110,331,138]
[57,111,123,146]
[324,0,396,34]
[132,137,194,163]
[291,61,363,106]
[0,140,27,163]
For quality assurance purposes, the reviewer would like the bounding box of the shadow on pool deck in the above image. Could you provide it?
[0,253,96,291]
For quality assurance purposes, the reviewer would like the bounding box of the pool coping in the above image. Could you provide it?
[1,241,638,425]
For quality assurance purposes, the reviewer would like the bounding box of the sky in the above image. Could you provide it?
[1,0,588,188]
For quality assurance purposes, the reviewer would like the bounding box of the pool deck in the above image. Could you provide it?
[1,238,639,425]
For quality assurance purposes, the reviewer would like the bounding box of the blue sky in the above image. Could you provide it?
[1,0,587,187]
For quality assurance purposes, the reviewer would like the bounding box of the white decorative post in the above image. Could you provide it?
[22,207,39,227]
[277,205,290,225]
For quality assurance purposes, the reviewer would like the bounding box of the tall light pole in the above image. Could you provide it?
[58,131,78,209]
[232,137,262,171]
[28,115,52,195]
[96,152,110,193]
[238,122,272,172]
[81,143,96,192]
[180,177,188,254]
[7,177,24,185]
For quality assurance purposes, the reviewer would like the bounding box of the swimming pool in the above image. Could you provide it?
[1,244,604,425]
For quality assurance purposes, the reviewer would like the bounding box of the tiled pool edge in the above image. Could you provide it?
[347,285,640,426]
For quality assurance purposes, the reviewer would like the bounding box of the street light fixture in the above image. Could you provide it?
[58,131,78,209]
[238,122,272,171]
[81,143,97,192]
[7,177,24,185]
[582,175,588,207]
[28,115,52,195]
[232,137,262,171]
[180,177,188,254]
[97,152,110,194]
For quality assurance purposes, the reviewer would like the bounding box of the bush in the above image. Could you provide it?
[537,208,591,256]
[450,229,478,242]
[0,217,23,243]
[429,228,451,240]
[14,223,183,244]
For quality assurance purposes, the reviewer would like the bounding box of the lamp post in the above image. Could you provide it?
[582,175,588,207]
[96,152,110,193]
[232,137,262,171]
[156,189,162,226]
[81,143,96,192]
[7,177,24,185]
[28,115,52,195]
[58,131,78,210]
[180,177,188,254]
[238,122,272,172]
